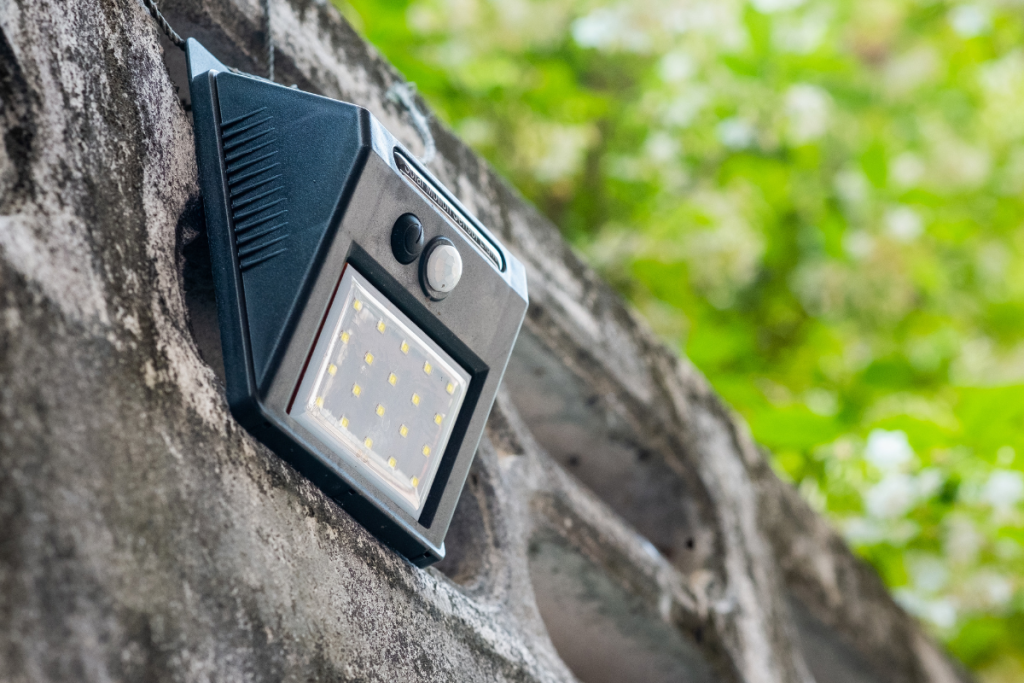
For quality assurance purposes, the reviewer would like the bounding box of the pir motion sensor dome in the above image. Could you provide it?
[186,39,527,567]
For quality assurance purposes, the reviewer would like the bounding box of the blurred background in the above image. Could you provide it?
[335,0,1024,679]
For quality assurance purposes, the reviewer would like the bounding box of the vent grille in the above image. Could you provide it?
[394,151,504,272]
[221,107,289,270]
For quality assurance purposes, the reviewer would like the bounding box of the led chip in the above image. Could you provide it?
[423,361,432,375]
[339,416,349,429]
[328,364,337,376]
[434,413,443,425]
[388,373,397,386]
[422,445,431,457]
[399,424,408,437]
[352,383,362,397]
[353,300,362,311]
[411,393,420,406]
[388,457,397,469]
[364,436,373,448]
[364,351,374,365]
[400,341,409,354]
[377,320,386,333]
[340,331,350,343]
[411,476,419,488]
[376,404,385,417]
[446,382,455,395]
[315,396,324,408]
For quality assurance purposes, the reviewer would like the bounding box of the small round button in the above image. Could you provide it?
[423,241,462,297]
[391,213,424,264]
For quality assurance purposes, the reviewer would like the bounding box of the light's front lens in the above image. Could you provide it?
[290,267,470,518]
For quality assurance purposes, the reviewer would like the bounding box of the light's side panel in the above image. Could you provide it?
[290,267,470,518]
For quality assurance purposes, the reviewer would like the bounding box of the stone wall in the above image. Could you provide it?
[0,0,972,681]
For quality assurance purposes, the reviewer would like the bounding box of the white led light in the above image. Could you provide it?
[290,267,470,518]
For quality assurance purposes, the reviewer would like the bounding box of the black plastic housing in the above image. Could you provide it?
[186,40,528,567]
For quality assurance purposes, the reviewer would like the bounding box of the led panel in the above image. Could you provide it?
[291,266,470,518]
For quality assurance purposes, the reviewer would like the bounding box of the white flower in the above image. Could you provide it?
[750,0,806,14]
[949,5,991,38]
[644,131,681,164]
[985,576,1013,605]
[773,9,831,55]
[785,84,830,143]
[964,572,1014,609]
[716,117,757,149]
[945,516,982,566]
[982,470,1024,510]
[522,123,595,182]
[659,51,695,83]
[572,7,623,48]
[680,194,765,308]
[834,168,870,210]
[865,429,914,471]
[571,6,650,52]
[842,517,886,544]
[916,468,945,499]
[895,590,957,629]
[805,388,838,416]
[841,231,874,260]
[663,89,709,127]
[890,153,926,188]
[933,138,990,189]
[884,206,924,242]
[927,599,957,629]
[907,554,949,592]
[884,47,940,96]
[866,473,916,518]
[926,598,958,629]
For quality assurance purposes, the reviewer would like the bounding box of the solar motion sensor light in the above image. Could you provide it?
[186,40,527,567]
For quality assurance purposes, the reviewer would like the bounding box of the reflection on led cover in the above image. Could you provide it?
[291,266,470,517]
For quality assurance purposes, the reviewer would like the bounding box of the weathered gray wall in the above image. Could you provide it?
[0,0,972,681]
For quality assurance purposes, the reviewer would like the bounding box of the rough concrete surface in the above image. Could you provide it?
[0,0,973,681]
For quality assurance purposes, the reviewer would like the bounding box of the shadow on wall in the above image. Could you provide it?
[432,459,491,586]
[528,528,714,683]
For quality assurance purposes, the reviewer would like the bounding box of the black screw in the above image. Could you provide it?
[391,213,424,264]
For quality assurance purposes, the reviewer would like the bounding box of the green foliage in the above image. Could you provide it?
[338,0,1024,676]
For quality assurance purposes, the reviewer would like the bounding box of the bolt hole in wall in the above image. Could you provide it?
[528,528,715,683]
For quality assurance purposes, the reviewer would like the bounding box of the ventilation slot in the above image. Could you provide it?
[220,107,289,270]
